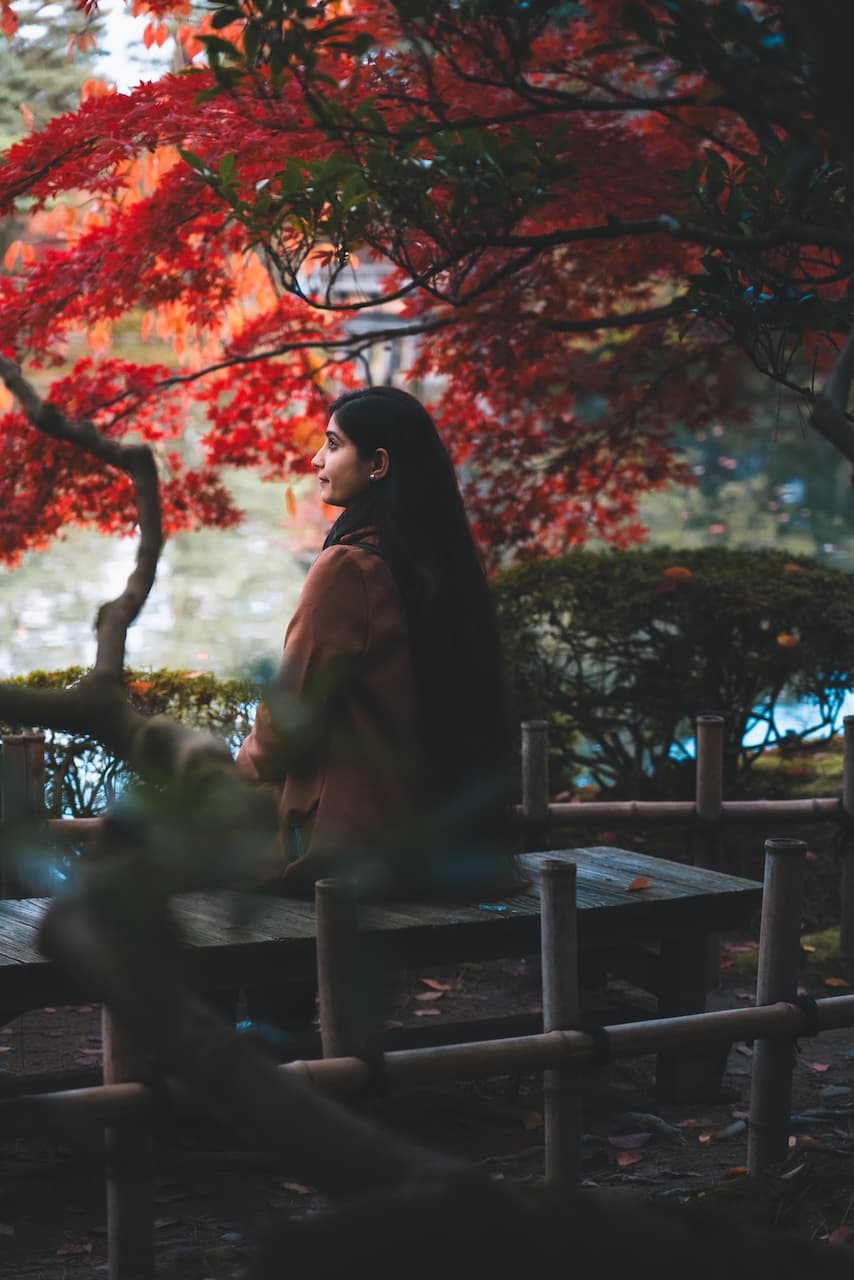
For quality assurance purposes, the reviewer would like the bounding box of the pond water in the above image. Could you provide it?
[0,470,320,679]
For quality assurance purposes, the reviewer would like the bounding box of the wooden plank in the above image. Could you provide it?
[0,899,52,928]
[0,914,45,963]
[523,848,759,896]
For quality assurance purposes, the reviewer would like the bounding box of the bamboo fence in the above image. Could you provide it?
[2,721,854,1276]
[1,836,852,1280]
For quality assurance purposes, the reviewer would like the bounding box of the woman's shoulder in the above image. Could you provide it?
[309,533,388,578]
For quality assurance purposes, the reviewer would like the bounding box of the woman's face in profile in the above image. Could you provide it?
[311,415,376,507]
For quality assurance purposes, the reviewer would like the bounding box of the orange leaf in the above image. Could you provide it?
[626,876,651,892]
[285,488,297,518]
[80,79,111,103]
[419,978,451,991]
[3,240,19,270]
[723,1166,748,1178]
[616,1150,643,1168]
[661,565,693,580]
[776,633,799,649]
[825,977,850,988]
[127,680,155,695]
[523,1110,544,1131]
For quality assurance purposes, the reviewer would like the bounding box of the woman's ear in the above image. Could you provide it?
[370,447,390,481]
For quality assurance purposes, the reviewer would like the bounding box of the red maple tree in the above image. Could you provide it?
[1,1,851,565]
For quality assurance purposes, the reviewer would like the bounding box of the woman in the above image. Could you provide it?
[236,386,516,899]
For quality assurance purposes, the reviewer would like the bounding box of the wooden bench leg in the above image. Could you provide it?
[655,931,729,1103]
[103,1006,154,1280]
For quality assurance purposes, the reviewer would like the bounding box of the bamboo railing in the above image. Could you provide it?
[520,714,854,979]
[1,834,850,1280]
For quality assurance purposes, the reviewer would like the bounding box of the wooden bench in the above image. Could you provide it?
[0,848,761,1098]
[0,847,762,1092]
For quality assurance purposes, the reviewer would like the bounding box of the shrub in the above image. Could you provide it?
[493,547,854,798]
[0,668,258,818]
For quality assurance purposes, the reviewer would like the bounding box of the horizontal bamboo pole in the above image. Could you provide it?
[6,996,854,1137]
[518,798,841,825]
[38,797,841,844]
[46,818,102,840]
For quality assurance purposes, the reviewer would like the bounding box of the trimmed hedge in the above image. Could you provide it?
[6,546,854,814]
[0,668,257,818]
[494,547,854,798]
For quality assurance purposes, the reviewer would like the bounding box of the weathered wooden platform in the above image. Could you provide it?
[0,848,761,1032]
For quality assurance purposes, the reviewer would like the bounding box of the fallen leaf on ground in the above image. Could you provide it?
[56,1241,91,1256]
[616,1151,643,1168]
[607,1133,652,1150]
[0,1047,12,1054]
[806,1062,833,1073]
[788,1135,823,1150]
[734,991,755,1000]
[414,1008,441,1016]
[801,944,816,954]
[523,1111,544,1131]
[626,876,651,892]
[723,1167,748,1178]
[414,990,444,1002]
[825,977,849,988]
[827,1226,854,1252]
[419,978,451,991]
[282,1182,315,1196]
[42,1007,57,1014]
[698,1120,746,1143]
[676,1119,702,1129]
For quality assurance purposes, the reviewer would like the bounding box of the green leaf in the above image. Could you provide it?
[177,148,208,175]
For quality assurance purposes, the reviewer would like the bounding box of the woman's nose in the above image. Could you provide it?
[311,447,323,469]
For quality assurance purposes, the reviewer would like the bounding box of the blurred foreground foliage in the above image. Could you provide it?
[495,548,854,798]
[0,668,257,817]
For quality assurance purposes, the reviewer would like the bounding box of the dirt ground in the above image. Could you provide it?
[1,949,853,1278]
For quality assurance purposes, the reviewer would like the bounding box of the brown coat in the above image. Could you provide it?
[235,531,426,891]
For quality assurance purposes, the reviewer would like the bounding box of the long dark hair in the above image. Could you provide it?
[324,386,512,850]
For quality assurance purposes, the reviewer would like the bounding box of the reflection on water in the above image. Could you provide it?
[0,472,325,678]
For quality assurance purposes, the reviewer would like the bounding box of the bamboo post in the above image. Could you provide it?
[747,837,806,1175]
[102,1008,154,1280]
[315,878,359,1058]
[694,714,723,868]
[839,717,854,982]
[521,720,550,852]
[695,714,724,985]
[540,859,581,1184]
[1,733,46,897]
